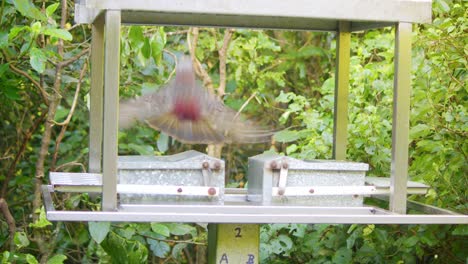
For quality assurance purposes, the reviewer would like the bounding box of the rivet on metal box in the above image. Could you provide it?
[247,153,370,206]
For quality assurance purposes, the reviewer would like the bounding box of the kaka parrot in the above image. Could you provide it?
[119,56,273,144]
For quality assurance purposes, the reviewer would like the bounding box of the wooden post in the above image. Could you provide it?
[208,224,260,264]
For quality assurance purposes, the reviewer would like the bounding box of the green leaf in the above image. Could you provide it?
[3,84,22,100]
[0,32,9,48]
[151,223,170,237]
[403,236,419,248]
[46,255,67,264]
[410,124,431,139]
[88,221,110,244]
[26,254,39,264]
[147,239,170,258]
[452,225,468,236]
[2,251,11,262]
[101,232,127,262]
[9,26,29,40]
[172,243,187,259]
[274,129,307,143]
[129,26,144,46]
[164,223,196,236]
[128,143,154,155]
[141,38,151,59]
[286,144,298,155]
[14,232,30,248]
[46,3,60,17]
[43,28,72,41]
[101,232,148,264]
[332,247,352,264]
[151,28,166,62]
[157,133,169,153]
[30,47,47,73]
[0,63,9,76]
[29,207,52,228]
[13,0,47,21]
[31,21,41,34]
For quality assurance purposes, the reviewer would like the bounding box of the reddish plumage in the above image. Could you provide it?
[172,97,201,121]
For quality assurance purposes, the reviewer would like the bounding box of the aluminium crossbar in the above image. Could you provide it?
[42,185,467,224]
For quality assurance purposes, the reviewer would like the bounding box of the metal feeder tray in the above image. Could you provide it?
[41,0,468,225]
[247,153,369,206]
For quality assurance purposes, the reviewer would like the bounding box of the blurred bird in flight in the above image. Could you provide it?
[119,55,274,144]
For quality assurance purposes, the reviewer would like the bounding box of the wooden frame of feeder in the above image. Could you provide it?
[42,0,467,225]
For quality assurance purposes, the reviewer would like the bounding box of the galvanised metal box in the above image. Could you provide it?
[247,153,369,206]
[118,150,224,204]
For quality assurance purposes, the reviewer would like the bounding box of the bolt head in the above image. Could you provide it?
[213,161,221,170]
[208,187,217,196]
[270,161,278,169]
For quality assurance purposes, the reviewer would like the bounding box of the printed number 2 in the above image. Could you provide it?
[235,227,242,238]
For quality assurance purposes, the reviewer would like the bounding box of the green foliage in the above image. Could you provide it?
[0,0,466,263]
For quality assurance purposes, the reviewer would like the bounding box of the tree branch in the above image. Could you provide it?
[52,61,87,127]
[51,61,87,171]
[8,63,49,105]
[217,29,234,98]
[0,198,16,251]
[59,48,90,68]
[1,111,47,198]
[188,27,214,92]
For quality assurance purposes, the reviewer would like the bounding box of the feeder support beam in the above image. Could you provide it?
[390,22,412,214]
[333,21,351,160]
[89,14,104,173]
[102,10,121,211]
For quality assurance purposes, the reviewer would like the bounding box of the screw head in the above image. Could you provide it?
[177,188,183,193]
[270,161,278,169]
[309,188,315,194]
[208,187,217,196]
[213,161,221,170]
[202,161,209,169]
[278,189,285,195]
[282,162,289,169]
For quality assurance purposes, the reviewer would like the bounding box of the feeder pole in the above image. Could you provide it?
[102,10,121,211]
[333,21,351,161]
[390,22,412,214]
[89,14,104,174]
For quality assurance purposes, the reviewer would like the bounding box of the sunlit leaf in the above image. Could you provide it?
[13,0,47,21]
[46,3,60,17]
[14,232,30,248]
[46,255,67,264]
[88,221,110,244]
[30,47,47,73]
[156,133,169,153]
[43,28,72,41]
[151,223,170,237]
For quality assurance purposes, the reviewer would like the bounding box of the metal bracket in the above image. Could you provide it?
[277,159,289,195]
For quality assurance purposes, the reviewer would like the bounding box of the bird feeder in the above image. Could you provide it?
[247,153,369,207]
[43,0,467,262]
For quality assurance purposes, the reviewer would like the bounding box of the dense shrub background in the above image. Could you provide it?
[0,0,466,263]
